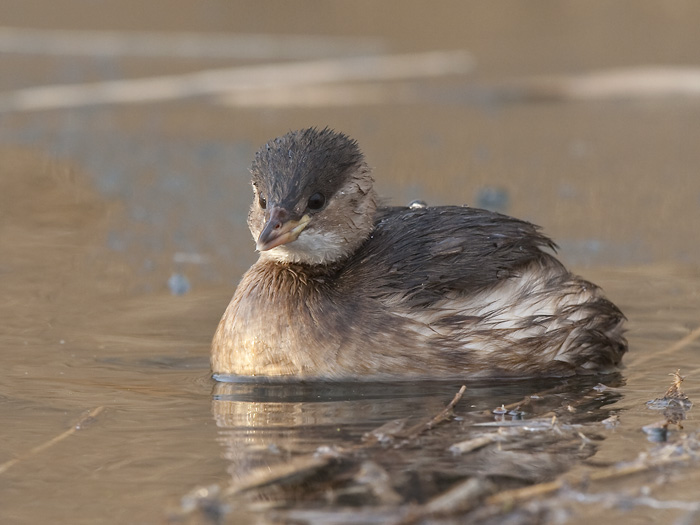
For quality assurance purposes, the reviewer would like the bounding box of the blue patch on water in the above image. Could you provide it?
[168,273,191,295]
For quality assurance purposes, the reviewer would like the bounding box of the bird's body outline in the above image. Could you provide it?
[211,128,627,381]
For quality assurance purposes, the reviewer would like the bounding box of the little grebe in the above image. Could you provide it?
[211,128,627,380]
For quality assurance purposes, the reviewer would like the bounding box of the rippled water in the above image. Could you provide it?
[3,2,700,524]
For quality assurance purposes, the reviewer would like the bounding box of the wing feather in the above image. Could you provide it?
[344,206,562,307]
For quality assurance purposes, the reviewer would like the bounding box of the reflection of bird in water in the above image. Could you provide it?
[212,128,627,380]
[208,378,625,521]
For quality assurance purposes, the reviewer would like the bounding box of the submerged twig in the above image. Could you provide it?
[396,477,495,524]
[449,433,502,455]
[486,451,695,507]
[224,453,338,496]
[487,372,696,507]
[362,386,467,445]
[0,406,105,475]
[489,370,696,509]
[483,382,615,422]
[480,383,571,417]
[396,385,466,439]
[391,420,682,523]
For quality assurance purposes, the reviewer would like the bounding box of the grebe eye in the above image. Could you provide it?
[258,195,267,209]
[307,192,325,211]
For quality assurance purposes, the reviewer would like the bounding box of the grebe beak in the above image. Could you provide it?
[256,206,311,251]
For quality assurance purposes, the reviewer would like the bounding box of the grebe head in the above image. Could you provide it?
[247,128,378,265]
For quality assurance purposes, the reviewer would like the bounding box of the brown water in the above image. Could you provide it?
[2,2,700,524]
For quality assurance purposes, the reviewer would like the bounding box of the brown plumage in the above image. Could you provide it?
[211,128,627,380]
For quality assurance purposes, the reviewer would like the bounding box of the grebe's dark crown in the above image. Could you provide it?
[251,128,366,213]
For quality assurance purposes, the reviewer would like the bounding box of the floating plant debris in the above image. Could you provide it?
[645,369,693,435]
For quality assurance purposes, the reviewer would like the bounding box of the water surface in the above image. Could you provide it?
[2,2,700,524]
